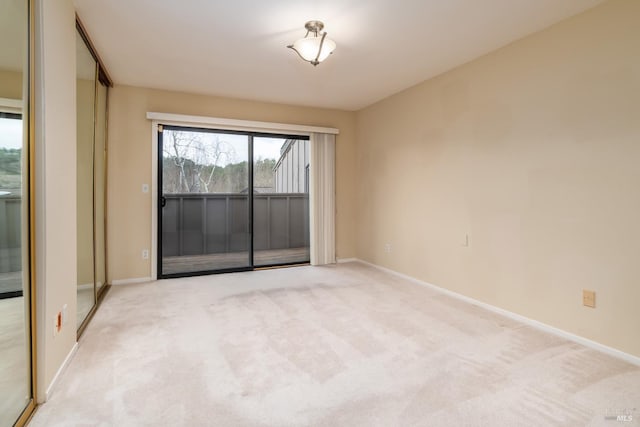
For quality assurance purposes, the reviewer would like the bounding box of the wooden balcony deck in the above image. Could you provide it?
[161,247,310,275]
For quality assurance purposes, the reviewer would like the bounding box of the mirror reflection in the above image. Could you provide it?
[0,0,32,425]
[76,31,97,326]
[95,82,107,294]
[76,27,109,331]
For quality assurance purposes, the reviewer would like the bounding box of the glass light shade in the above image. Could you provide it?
[291,35,336,63]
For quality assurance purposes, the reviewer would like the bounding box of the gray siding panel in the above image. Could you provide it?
[272,139,310,194]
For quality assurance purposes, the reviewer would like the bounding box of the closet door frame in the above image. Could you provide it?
[75,16,113,338]
[13,0,36,425]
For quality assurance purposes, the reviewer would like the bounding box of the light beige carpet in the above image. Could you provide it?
[29,263,640,426]
[0,296,30,427]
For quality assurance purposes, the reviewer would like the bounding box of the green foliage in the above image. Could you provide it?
[162,156,277,193]
[0,148,22,189]
[254,158,277,188]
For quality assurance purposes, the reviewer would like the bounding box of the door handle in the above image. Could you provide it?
[161,196,166,207]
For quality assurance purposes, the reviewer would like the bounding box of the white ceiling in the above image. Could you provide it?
[72,0,604,111]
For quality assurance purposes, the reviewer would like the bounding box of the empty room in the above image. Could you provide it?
[0,0,639,426]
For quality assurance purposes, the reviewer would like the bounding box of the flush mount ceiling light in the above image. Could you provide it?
[287,20,336,66]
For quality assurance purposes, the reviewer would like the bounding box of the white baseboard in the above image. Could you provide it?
[43,342,78,402]
[352,259,640,367]
[111,277,153,286]
[77,282,103,291]
[336,257,358,264]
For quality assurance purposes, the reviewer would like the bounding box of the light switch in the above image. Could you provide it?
[142,184,149,193]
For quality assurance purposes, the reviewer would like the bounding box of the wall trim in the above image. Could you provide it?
[146,112,339,135]
[77,282,102,291]
[42,342,78,403]
[352,259,640,367]
[111,277,153,286]
[336,257,358,264]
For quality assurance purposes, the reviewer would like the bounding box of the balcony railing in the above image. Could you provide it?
[0,194,21,274]
[162,193,309,257]
[0,194,22,296]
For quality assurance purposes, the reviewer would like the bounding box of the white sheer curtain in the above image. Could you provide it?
[309,133,336,265]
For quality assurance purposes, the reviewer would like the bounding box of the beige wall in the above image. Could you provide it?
[108,86,357,281]
[356,0,640,357]
[0,70,22,99]
[35,0,77,400]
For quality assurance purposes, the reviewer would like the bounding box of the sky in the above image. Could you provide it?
[0,117,23,150]
[254,136,286,161]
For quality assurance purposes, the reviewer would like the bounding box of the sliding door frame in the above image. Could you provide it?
[157,125,254,278]
[148,113,338,281]
[156,124,310,279]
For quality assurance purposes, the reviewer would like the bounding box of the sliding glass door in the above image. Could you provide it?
[158,126,310,278]
[159,127,251,275]
[253,137,310,267]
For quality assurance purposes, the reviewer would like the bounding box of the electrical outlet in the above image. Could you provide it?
[384,243,392,253]
[583,290,596,308]
[142,249,149,259]
[142,183,149,193]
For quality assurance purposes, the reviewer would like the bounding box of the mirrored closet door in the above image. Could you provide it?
[75,19,111,333]
[76,29,97,325]
[0,0,36,425]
